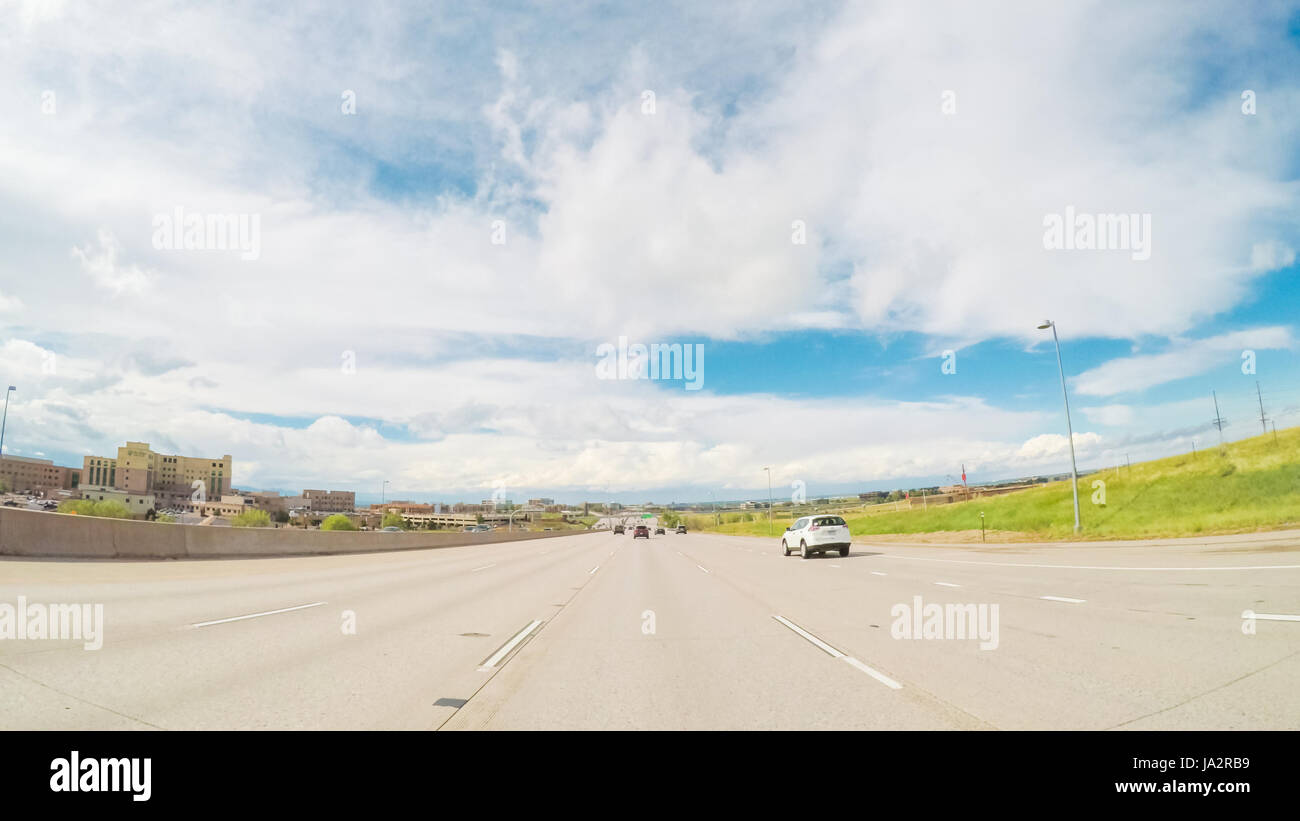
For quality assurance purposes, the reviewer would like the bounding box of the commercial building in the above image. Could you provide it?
[301,489,355,513]
[82,442,232,506]
[80,488,157,512]
[0,455,81,495]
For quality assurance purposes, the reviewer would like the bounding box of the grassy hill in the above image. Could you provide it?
[688,426,1300,541]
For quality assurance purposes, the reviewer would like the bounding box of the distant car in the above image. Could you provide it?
[633,525,650,539]
[782,515,851,559]
[463,526,477,532]
[655,527,665,535]
[613,524,625,534]
[380,526,403,532]
[2,500,17,507]
[676,525,687,534]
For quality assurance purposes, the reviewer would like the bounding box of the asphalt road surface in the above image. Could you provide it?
[2,529,1297,730]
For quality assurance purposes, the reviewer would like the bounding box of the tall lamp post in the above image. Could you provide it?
[763,466,773,536]
[0,385,13,461]
[1037,320,1081,533]
[381,480,390,504]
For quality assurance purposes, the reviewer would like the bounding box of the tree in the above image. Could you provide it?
[381,512,406,530]
[273,510,290,524]
[320,514,358,531]
[231,509,272,528]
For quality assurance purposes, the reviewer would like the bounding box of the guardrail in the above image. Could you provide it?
[0,507,595,560]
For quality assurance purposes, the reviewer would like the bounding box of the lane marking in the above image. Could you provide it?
[934,582,961,588]
[882,555,1300,571]
[697,564,711,574]
[191,601,326,628]
[829,564,841,568]
[588,565,599,574]
[1040,595,1086,603]
[772,615,841,657]
[477,619,543,671]
[471,564,496,572]
[771,615,902,690]
[1249,612,1300,622]
[871,571,887,576]
[843,656,903,690]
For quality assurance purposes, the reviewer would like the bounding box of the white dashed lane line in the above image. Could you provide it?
[1040,595,1086,604]
[190,601,326,629]
[771,615,902,690]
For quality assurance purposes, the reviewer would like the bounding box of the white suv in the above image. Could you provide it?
[782,515,851,559]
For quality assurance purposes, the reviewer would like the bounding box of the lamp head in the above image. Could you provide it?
[1036,320,1054,330]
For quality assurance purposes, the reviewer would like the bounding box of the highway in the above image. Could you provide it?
[1,529,1297,730]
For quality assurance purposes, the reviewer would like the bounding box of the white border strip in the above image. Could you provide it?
[478,619,543,671]
[771,615,902,689]
[191,601,326,628]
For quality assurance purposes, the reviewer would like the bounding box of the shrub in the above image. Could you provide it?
[320,514,358,531]
[230,509,272,528]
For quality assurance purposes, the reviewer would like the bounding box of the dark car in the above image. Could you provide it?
[613,524,625,534]
[633,525,650,538]
[676,525,687,534]
[655,527,666,535]
[2,500,18,507]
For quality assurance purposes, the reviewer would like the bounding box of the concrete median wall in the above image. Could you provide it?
[0,507,593,560]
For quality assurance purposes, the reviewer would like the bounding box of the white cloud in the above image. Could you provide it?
[1071,327,1295,397]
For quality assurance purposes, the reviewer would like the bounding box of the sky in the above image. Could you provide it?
[1,0,1298,505]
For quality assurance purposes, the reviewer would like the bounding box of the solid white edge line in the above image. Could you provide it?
[771,615,842,658]
[191,601,326,628]
[477,619,543,670]
[1040,595,1086,603]
[697,564,710,574]
[1248,612,1300,622]
[882,555,1300,571]
[843,656,903,689]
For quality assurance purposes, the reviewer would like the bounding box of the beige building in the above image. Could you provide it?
[301,489,355,513]
[80,488,157,513]
[82,442,231,505]
[0,455,81,494]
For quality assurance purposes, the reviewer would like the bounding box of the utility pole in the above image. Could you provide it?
[763,467,773,536]
[1272,421,1279,446]
[0,386,14,461]
[1256,381,1268,435]
[1212,391,1226,445]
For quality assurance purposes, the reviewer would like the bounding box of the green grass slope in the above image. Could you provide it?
[690,426,1300,541]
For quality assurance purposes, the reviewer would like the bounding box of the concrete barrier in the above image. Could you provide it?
[0,507,594,560]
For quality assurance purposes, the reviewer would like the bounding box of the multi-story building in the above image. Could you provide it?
[301,489,355,514]
[0,455,81,494]
[82,442,232,506]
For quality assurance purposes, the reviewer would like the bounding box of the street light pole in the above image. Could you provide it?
[763,467,773,536]
[1037,321,1081,533]
[382,480,390,504]
[0,385,13,461]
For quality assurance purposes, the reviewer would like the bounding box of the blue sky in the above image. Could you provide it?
[1,1,1298,505]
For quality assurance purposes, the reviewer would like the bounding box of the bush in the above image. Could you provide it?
[156,513,176,523]
[230,509,272,528]
[381,512,406,530]
[58,499,134,519]
[320,514,358,531]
